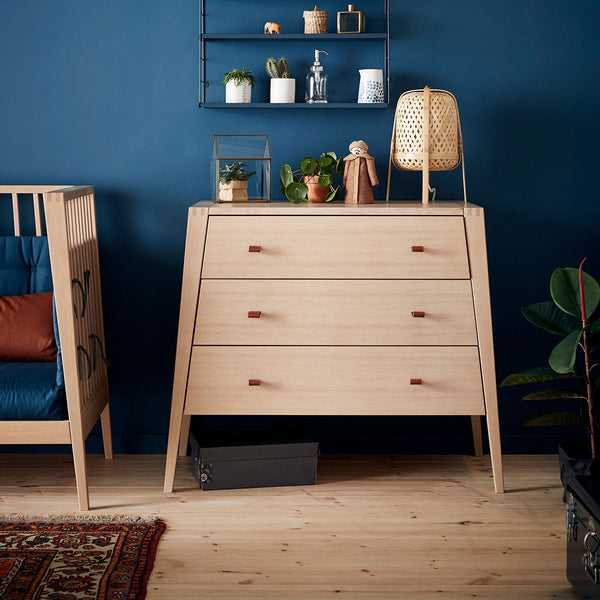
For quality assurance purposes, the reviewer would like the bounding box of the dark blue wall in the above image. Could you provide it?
[1,0,599,454]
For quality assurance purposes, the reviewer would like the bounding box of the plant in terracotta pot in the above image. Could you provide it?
[501,259,600,485]
[223,68,256,103]
[218,161,255,202]
[280,152,344,203]
[266,57,295,103]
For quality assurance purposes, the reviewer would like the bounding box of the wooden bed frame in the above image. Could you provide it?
[0,185,112,510]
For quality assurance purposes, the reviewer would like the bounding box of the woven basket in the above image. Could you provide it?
[387,86,466,204]
[303,6,328,34]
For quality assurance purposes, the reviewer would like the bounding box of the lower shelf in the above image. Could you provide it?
[200,102,390,109]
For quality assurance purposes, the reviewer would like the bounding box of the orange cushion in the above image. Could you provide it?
[0,292,57,362]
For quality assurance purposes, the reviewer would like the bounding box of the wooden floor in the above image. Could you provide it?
[0,454,576,599]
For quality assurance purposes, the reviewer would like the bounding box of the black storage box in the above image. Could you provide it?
[565,473,600,599]
[190,428,319,491]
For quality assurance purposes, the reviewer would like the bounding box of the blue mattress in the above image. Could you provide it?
[0,362,67,420]
[0,236,66,421]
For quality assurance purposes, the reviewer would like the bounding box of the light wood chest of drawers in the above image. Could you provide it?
[164,202,503,493]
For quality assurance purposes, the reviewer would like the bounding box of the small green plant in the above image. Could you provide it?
[501,259,600,458]
[222,68,256,87]
[266,57,290,78]
[280,152,344,203]
[219,162,255,184]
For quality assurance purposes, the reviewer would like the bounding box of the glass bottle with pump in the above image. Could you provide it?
[305,49,329,103]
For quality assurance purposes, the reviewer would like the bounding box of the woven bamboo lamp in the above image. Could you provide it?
[386,86,466,205]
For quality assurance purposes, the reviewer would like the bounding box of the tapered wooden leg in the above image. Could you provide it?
[465,206,504,493]
[164,206,209,493]
[100,403,113,460]
[470,415,483,457]
[178,415,191,456]
[71,431,89,511]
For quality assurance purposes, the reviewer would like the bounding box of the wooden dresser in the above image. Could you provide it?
[164,201,503,493]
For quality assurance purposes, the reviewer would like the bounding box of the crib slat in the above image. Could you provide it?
[11,193,20,236]
[33,193,43,236]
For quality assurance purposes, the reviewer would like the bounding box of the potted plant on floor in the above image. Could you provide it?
[223,68,256,103]
[501,258,600,485]
[218,162,255,202]
[266,57,295,103]
[280,152,344,203]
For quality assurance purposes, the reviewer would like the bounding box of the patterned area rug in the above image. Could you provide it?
[0,518,165,599]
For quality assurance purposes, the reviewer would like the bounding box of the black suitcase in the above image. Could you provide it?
[565,474,600,599]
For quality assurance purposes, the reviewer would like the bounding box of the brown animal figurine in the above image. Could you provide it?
[264,22,282,34]
[343,140,379,204]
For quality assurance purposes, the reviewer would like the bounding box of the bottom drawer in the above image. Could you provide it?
[185,347,485,416]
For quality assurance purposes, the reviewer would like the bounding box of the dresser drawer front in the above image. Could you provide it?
[194,279,477,346]
[202,216,470,279]
[185,346,484,416]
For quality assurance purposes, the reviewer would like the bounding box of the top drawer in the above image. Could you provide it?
[202,216,470,279]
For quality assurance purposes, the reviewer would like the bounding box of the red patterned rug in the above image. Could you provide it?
[0,518,165,599]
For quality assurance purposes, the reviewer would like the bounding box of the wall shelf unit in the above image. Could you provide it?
[199,0,390,108]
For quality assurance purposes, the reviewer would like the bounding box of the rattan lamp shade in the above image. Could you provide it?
[386,86,466,205]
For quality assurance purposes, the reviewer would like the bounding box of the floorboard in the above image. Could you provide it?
[0,454,577,599]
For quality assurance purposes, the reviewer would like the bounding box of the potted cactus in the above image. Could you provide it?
[223,68,256,103]
[218,162,255,202]
[266,57,295,103]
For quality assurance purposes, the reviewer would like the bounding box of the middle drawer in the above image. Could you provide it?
[194,279,477,346]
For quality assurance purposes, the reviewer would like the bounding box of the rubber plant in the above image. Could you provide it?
[280,152,344,203]
[501,259,600,459]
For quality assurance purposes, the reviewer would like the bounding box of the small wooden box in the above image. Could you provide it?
[190,429,318,491]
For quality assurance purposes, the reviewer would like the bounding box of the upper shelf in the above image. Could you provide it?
[201,102,390,109]
[201,33,388,40]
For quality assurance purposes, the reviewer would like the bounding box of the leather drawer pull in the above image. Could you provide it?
[248,245,262,252]
[411,245,424,252]
[248,311,262,318]
[410,378,422,385]
[248,379,261,386]
[411,311,425,318]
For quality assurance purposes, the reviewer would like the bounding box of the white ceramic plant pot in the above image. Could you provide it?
[358,69,384,103]
[225,80,252,103]
[270,78,296,103]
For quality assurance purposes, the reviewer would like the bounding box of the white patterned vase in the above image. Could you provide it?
[357,69,384,103]
[225,80,252,103]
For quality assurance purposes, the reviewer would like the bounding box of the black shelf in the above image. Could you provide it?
[201,33,387,40]
[200,102,389,109]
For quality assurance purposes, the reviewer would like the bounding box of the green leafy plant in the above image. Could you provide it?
[266,57,290,78]
[501,259,600,458]
[280,152,344,203]
[219,162,255,184]
[222,68,256,87]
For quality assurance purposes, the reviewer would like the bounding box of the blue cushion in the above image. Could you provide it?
[0,362,67,420]
[0,236,66,420]
[0,237,53,296]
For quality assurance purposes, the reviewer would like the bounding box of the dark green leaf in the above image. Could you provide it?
[591,317,600,335]
[521,301,581,336]
[318,174,332,187]
[300,157,318,175]
[285,181,308,203]
[522,389,586,400]
[333,185,343,201]
[280,164,293,188]
[524,410,584,427]
[325,151,337,160]
[318,156,333,168]
[336,157,345,176]
[549,329,582,373]
[550,267,600,318]
[501,366,578,386]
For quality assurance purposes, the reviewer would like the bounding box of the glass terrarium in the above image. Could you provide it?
[211,135,271,203]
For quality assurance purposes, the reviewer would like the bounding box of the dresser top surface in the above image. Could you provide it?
[192,201,482,216]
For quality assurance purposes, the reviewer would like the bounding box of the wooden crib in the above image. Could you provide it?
[0,186,112,510]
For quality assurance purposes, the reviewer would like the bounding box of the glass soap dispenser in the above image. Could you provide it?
[305,49,329,103]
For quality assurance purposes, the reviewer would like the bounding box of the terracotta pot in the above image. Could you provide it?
[303,175,329,203]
